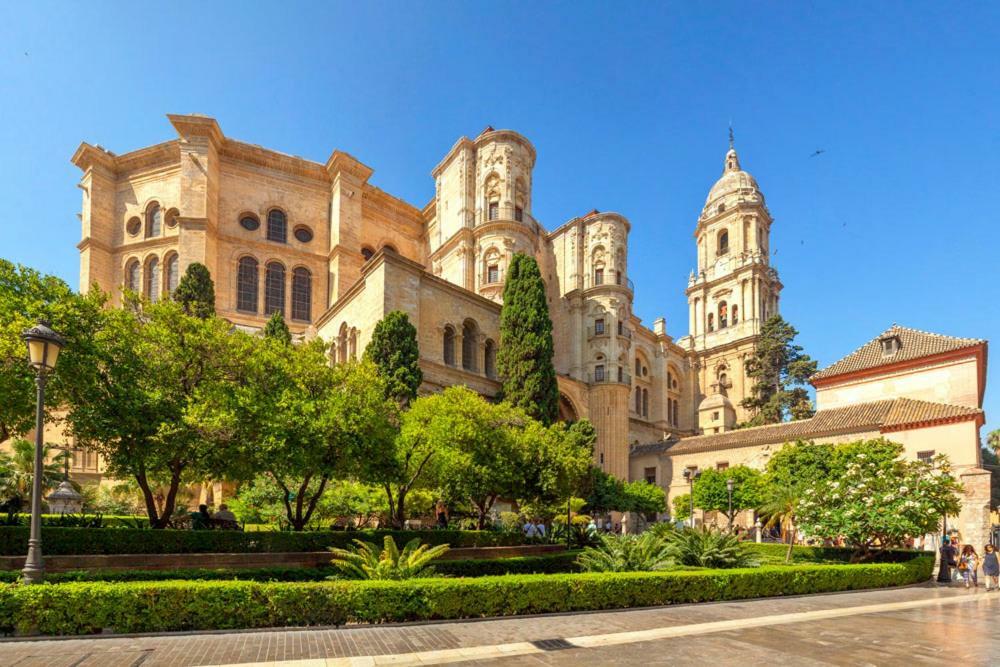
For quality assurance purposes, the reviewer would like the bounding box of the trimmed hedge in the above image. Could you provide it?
[2,514,150,529]
[0,552,584,584]
[0,527,521,556]
[0,556,933,636]
[746,543,927,565]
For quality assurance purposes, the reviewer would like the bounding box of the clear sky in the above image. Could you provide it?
[1,2,997,431]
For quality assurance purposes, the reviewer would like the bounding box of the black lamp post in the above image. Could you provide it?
[21,320,64,585]
[682,468,700,529]
[726,477,735,531]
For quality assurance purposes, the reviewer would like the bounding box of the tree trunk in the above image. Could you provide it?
[784,518,795,563]
[392,488,408,529]
[134,467,161,528]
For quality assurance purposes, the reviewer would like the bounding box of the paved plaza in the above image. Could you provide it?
[2,584,998,666]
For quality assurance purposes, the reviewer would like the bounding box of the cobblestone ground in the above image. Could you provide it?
[1,584,997,666]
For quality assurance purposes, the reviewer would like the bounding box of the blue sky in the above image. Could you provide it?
[1,2,997,432]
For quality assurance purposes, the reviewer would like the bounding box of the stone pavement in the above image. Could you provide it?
[2,584,998,666]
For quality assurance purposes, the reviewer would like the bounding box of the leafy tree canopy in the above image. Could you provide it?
[262,311,291,345]
[172,262,216,319]
[691,465,764,526]
[496,253,559,425]
[364,310,422,407]
[0,258,104,443]
[797,438,962,560]
[585,467,666,515]
[740,315,818,427]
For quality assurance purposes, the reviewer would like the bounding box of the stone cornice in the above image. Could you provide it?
[168,114,225,145]
[474,129,536,166]
[431,136,475,177]
[428,227,473,263]
[362,185,424,222]
[76,237,111,254]
[221,140,328,182]
[326,150,374,183]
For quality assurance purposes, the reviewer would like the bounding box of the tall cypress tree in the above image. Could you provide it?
[740,314,818,426]
[364,310,422,407]
[173,262,216,319]
[263,311,292,345]
[496,253,559,425]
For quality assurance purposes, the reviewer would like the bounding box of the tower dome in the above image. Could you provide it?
[702,146,764,216]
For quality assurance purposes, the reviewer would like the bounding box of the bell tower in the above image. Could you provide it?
[685,137,783,428]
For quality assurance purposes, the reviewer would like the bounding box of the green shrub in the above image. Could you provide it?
[0,527,521,555]
[329,536,450,580]
[0,552,583,584]
[577,533,675,572]
[0,514,148,529]
[656,527,759,568]
[0,556,933,636]
[745,543,926,565]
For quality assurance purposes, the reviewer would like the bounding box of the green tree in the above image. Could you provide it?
[496,253,559,425]
[988,428,999,453]
[797,438,963,561]
[758,483,801,563]
[172,262,215,318]
[672,493,692,522]
[0,259,104,444]
[764,440,837,493]
[195,335,398,531]
[584,467,666,515]
[0,439,70,512]
[364,310,422,407]
[63,299,240,528]
[522,418,595,508]
[691,466,764,528]
[740,315,818,426]
[262,311,292,345]
[982,447,1000,510]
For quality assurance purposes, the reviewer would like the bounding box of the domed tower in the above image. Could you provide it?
[430,127,539,300]
[685,138,782,430]
[471,128,539,302]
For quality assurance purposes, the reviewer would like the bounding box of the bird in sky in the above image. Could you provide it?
[809,149,826,158]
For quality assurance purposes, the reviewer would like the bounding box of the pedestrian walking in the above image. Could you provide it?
[937,537,957,584]
[958,544,979,589]
[435,500,449,529]
[523,518,537,539]
[982,544,999,591]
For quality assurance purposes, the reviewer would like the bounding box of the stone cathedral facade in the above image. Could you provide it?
[72,114,776,480]
[70,115,989,553]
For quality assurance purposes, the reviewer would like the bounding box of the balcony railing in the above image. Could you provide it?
[585,274,634,292]
[587,325,609,339]
[588,368,632,386]
[481,267,506,286]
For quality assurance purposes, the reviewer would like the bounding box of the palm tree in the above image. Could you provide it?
[329,536,450,580]
[576,533,675,572]
[0,439,70,512]
[759,483,800,563]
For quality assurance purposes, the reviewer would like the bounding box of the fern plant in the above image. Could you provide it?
[576,532,675,572]
[328,535,450,580]
[655,526,759,569]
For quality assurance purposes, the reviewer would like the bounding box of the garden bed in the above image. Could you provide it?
[0,527,523,556]
[0,556,933,636]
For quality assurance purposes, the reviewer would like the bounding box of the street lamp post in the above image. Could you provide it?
[726,477,735,531]
[21,320,65,585]
[682,468,700,529]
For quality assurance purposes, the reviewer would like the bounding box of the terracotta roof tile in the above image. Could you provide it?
[811,325,983,381]
[630,398,982,458]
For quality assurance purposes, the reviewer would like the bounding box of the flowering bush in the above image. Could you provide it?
[796,439,961,560]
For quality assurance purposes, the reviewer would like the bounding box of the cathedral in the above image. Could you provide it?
[70,115,990,545]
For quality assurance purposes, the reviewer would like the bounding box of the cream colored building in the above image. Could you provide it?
[68,114,990,544]
[71,115,780,481]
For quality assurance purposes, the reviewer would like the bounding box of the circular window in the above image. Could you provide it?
[240,215,260,231]
[294,226,314,243]
[165,208,179,228]
[126,217,141,236]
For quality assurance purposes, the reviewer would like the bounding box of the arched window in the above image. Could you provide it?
[642,388,649,417]
[635,388,642,414]
[667,398,674,425]
[718,229,729,255]
[291,268,311,322]
[673,399,679,426]
[361,246,375,261]
[165,254,180,295]
[349,328,358,360]
[484,339,496,379]
[266,209,287,243]
[236,256,259,312]
[462,320,478,372]
[443,326,456,366]
[635,358,641,376]
[264,262,286,315]
[719,301,728,328]
[144,256,160,302]
[146,203,162,238]
[594,265,604,285]
[707,313,715,332]
[732,305,739,325]
[125,259,140,292]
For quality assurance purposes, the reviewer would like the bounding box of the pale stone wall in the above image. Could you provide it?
[815,355,982,411]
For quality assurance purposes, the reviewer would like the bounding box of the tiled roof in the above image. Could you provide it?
[630,398,982,458]
[811,325,984,381]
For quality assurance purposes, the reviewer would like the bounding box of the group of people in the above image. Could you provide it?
[522,518,547,539]
[189,503,240,530]
[939,537,1000,589]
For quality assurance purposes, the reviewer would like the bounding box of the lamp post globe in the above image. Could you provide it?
[21,320,65,585]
